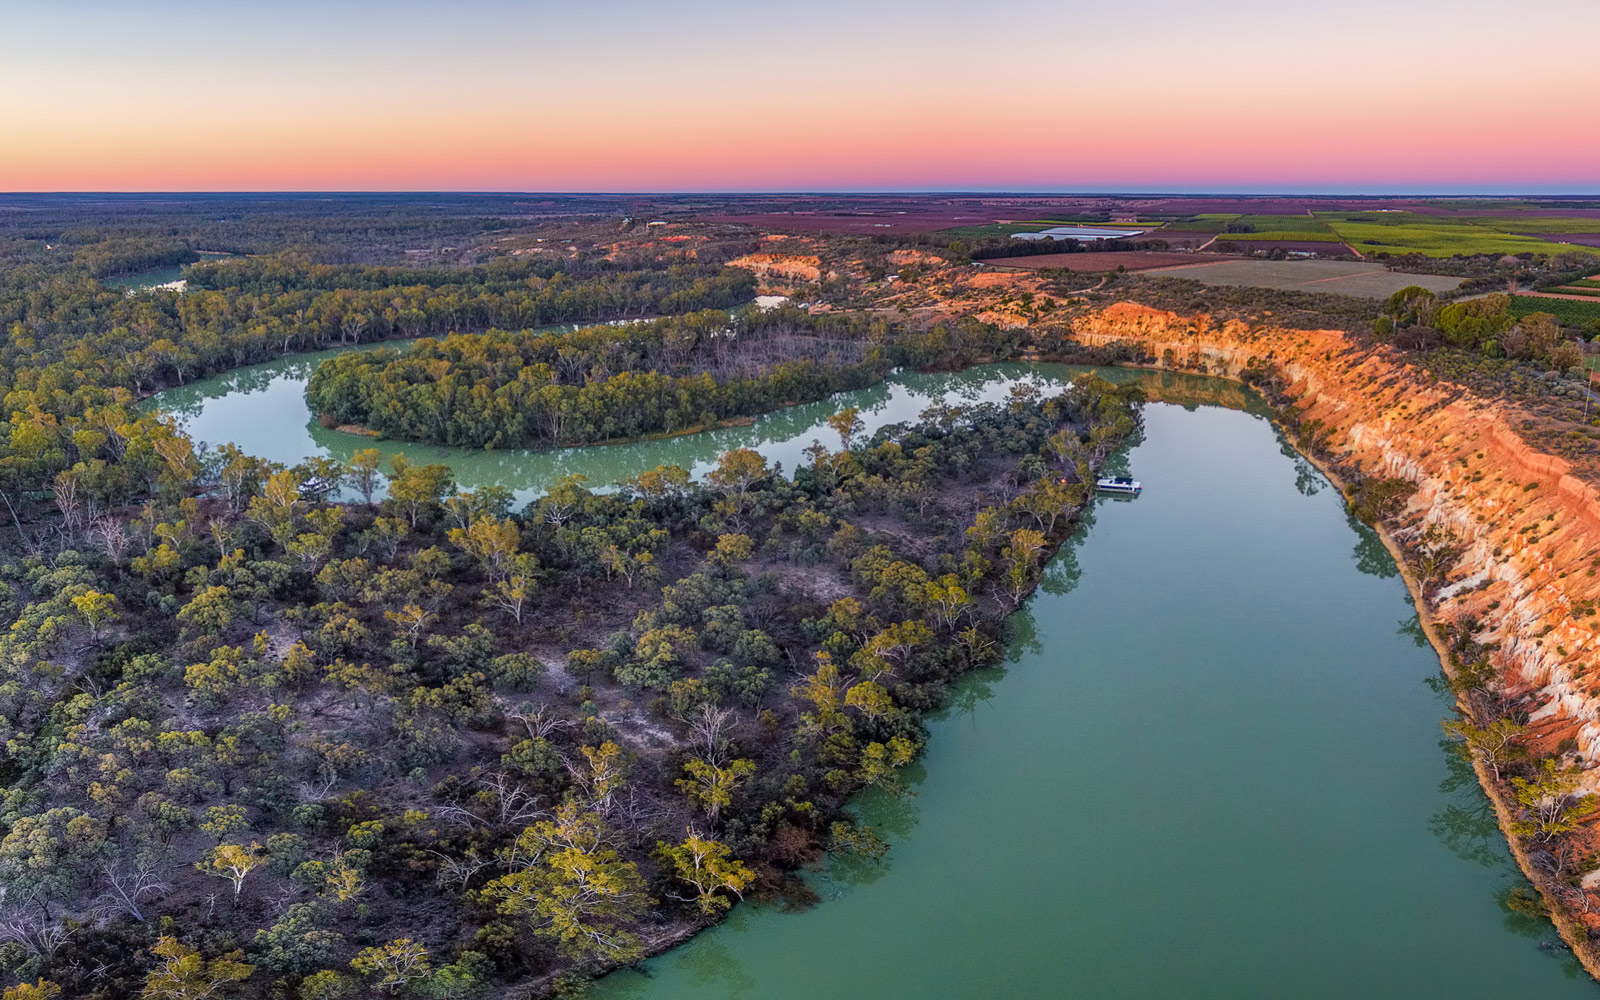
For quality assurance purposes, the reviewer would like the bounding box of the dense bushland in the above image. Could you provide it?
[0,369,1141,998]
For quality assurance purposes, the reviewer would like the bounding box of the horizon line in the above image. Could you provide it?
[4,189,1600,199]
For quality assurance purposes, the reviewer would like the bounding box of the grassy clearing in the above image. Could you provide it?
[1510,295,1600,325]
[1316,212,1597,257]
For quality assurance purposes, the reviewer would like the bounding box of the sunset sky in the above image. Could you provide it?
[5,0,1598,192]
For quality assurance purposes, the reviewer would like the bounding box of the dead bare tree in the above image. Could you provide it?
[89,514,132,563]
[428,848,491,889]
[0,908,70,961]
[686,704,735,766]
[475,770,545,827]
[98,856,169,922]
[509,704,573,742]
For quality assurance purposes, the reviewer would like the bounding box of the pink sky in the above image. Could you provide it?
[4,0,1597,192]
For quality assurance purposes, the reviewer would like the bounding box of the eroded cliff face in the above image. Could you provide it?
[1073,303,1600,779]
[726,252,826,288]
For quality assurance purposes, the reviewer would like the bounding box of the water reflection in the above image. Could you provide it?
[664,935,760,999]
[1397,615,1430,649]
[943,665,1004,719]
[1349,518,1401,579]
[1002,608,1043,664]
[1428,741,1507,869]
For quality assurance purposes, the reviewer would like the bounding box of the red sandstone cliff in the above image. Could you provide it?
[1073,303,1600,777]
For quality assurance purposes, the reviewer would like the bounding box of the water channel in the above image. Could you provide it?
[149,352,1598,999]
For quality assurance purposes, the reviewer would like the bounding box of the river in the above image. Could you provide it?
[149,345,1080,505]
[149,357,1598,998]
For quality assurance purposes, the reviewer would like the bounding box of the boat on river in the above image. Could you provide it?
[1095,476,1141,496]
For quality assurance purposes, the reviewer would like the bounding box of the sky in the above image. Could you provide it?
[3,0,1598,193]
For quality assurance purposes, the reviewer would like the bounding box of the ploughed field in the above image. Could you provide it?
[1141,258,1465,298]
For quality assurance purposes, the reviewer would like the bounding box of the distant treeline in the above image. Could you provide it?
[0,259,754,396]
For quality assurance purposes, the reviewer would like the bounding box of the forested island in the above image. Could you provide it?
[302,308,1030,449]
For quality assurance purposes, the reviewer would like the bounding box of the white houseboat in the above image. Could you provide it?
[1095,476,1142,496]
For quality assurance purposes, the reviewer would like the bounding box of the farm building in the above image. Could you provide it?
[1012,226,1145,242]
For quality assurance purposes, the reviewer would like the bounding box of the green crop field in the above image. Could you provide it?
[1471,217,1600,235]
[1509,295,1600,326]
[1316,212,1598,257]
[1212,230,1343,243]
[1162,213,1240,233]
[1231,215,1335,234]
[1549,286,1600,297]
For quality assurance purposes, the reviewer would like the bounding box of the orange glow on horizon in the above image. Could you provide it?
[3,0,1597,193]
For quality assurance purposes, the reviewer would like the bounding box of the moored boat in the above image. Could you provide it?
[1095,476,1141,496]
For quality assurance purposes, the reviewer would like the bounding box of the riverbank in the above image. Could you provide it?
[1290,421,1600,980]
[595,378,1596,999]
[1072,301,1600,978]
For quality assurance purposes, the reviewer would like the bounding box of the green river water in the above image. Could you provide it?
[149,352,1598,999]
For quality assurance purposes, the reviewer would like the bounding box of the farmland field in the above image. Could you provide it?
[1207,239,1353,254]
[1162,213,1240,233]
[1472,217,1600,234]
[979,251,1224,271]
[1316,212,1598,258]
[943,221,1157,241]
[1230,215,1339,235]
[1509,295,1600,325]
[1214,230,1343,243]
[1141,258,1463,298]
